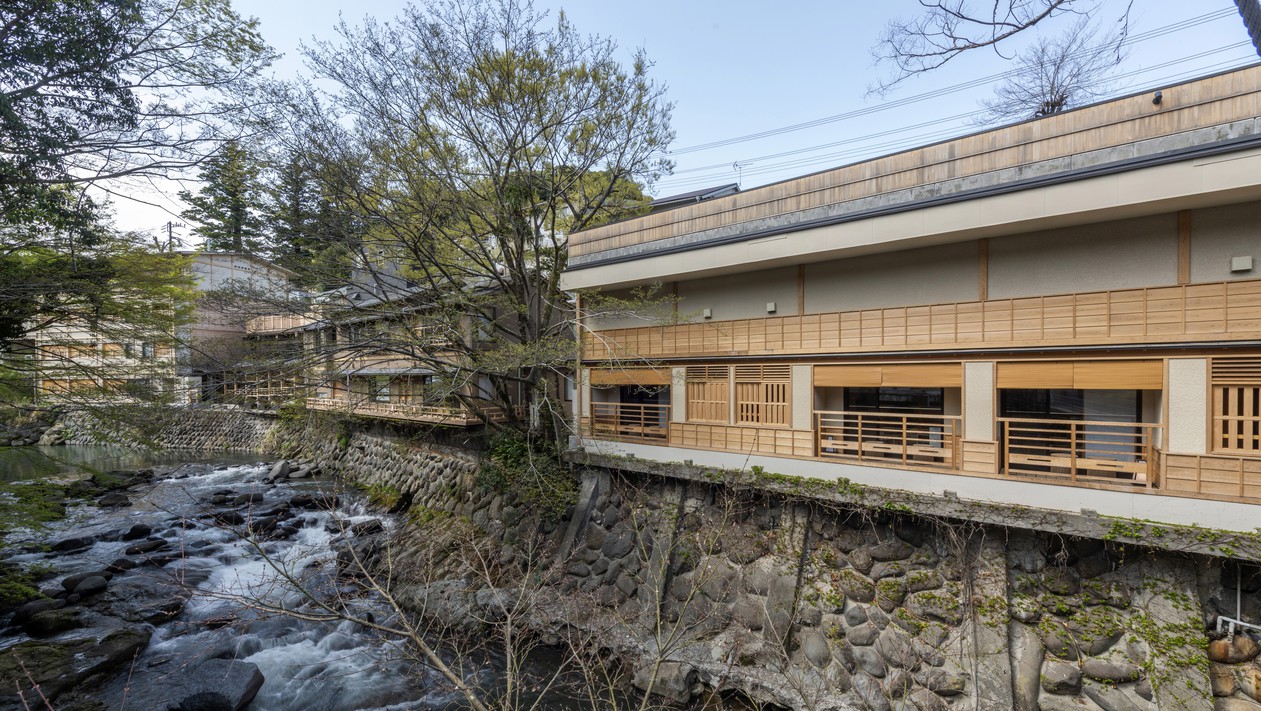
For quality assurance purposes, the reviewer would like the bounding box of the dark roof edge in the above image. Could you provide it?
[566,131,1261,273]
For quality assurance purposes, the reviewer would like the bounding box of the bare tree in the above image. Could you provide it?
[974,16,1130,123]
[871,0,1133,93]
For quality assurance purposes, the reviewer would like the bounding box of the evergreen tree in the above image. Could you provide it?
[179,141,267,253]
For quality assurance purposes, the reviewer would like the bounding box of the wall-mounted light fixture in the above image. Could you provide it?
[766,302,777,314]
[1152,90,1163,106]
[702,308,712,319]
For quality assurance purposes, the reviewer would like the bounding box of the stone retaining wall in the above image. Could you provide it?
[40,406,1253,709]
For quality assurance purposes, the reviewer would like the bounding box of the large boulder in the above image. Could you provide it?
[0,628,151,706]
[114,658,264,711]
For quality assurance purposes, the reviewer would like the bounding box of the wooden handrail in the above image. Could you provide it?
[586,402,670,443]
[815,410,961,471]
[999,417,1160,487]
[584,278,1261,359]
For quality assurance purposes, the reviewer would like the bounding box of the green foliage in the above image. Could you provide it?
[0,562,54,608]
[0,481,72,536]
[179,140,268,253]
[363,483,402,510]
[0,0,275,228]
[477,432,577,523]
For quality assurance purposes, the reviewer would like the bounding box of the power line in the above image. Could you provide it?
[654,46,1256,192]
[664,7,1237,157]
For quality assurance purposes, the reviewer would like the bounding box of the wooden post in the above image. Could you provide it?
[1177,210,1192,285]
[978,238,989,301]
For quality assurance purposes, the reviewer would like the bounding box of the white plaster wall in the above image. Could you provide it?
[804,242,978,313]
[988,213,1178,298]
[676,266,799,322]
[579,440,1261,532]
[1166,358,1208,455]
[792,365,812,430]
[1190,201,1261,283]
[963,362,995,442]
[671,367,687,423]
[583,287,677,331]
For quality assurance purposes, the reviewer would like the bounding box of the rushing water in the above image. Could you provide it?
[0,445,258,482]
[0,455,472,710]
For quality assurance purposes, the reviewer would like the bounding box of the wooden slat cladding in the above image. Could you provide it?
[669,423,814,458]
[734,364,790,382]
[570,67,1261,258]
[685,365,729,423]
[1164,453,1261,501]
[814,363,961,388]
[588,367,672,386]
[583,279,1261,360]
[1212,357,1261,385]
[1211,357,1261,454]
[996,361,1162,389]
[686,365,729,381]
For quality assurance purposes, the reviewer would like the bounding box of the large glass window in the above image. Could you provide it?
[844,387,943,414]
[1000,389,1139,421]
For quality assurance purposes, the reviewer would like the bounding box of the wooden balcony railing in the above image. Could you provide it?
[246,314,311,334]
[816,411,961,471]
[306,397,518,426]
[586,403,670,443]
[1000,418,1160,488]
[584,278,1261,359]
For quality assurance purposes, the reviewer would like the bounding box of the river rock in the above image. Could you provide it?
[97,492,131,507]
[233,493,265,506]
[11,598,64,626]
[125,538,167,555]
[108,558,140,575]
[215,510,246,525]
[61,570,111,591]
[73,575,109,597]
[24,608,82,636]
[287,467,311,479]
[632,661,696,704]
[351,519,383,536]
[1083,657,1141,683]
[871,539,915,562]
[0,628,151,706]
[121,658,264,711]
[268,460,291,481]
[51,536,94,553]
[121,523,152,541]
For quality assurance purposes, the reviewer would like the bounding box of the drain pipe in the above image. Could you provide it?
[1217,564,1261,638]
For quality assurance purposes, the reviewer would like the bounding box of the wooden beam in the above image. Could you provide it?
[978,238,989,301]
[1178,210,1192,285]
[797,265,806,315]
[671,281,679,323]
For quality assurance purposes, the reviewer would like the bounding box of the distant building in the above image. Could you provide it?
[32,251,297,403]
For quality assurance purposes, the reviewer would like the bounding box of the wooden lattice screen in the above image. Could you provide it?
[734,365,791,426]
[1212,357,1261,453]
[686,366,729,423]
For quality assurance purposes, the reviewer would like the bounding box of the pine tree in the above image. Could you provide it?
[179,141,266,253]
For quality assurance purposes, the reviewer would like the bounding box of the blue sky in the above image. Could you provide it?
[113,0,1259,237]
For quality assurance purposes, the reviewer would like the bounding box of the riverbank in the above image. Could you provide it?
[0,455,460,710]
[7,407,1261,710]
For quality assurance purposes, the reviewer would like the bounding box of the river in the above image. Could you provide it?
[0,448,469,710]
